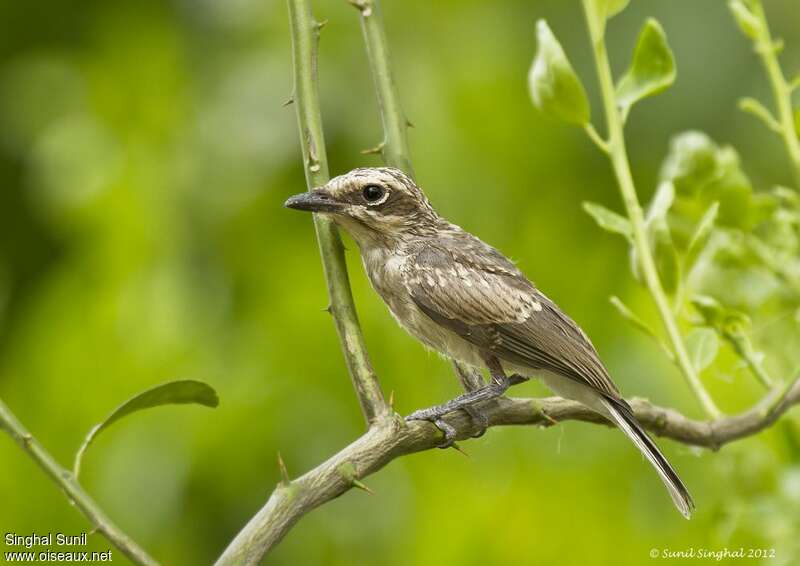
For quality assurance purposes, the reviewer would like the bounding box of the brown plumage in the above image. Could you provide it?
[285,166,694,518]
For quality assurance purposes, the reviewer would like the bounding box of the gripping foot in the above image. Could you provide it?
[405,374,528,447]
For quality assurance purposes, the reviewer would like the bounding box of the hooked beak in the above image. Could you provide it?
[284,189,345,213]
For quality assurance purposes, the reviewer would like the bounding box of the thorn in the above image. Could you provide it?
[450,442,470,458]
[541,409,559,427]
[388,390,395,409]
[315,19,329,31]
[88,526,99,536]
[348,0,373,16]
[322,304,332,314]
[282,96,294,107]
[306,134,321,173]
[352,478,374,495]
[277,452,290,486]
[360,141,385,155]
[337,461,373,494]
[405,118,415,128]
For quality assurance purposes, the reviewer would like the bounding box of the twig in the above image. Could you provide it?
[749,1,800,188]
[0,398,158,566]
[349,0,414,175]
[287,0,387,425]
[214,378,800,564]
[581,0,721,418]
[351,0,478,392]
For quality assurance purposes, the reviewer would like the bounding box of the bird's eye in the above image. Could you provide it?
[362,184,385,203]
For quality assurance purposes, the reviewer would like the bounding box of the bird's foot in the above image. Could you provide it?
[405,374,528,447]
[463,405,489,438]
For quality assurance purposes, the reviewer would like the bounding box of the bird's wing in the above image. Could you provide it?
[404,240,621,399]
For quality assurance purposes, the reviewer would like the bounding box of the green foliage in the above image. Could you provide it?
[644,182,681,296]
[685,328,720,372]
[615,19,676,118]
[582,201,632,239]
[529,20,590,125]
[585,0,630,38]
[73,380,218,478]
[739,97,781,132]
[660,131,771,231]
[686,201,719,271]
[728,0,763,40]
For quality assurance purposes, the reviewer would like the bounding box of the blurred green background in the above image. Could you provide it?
[1,0,799,564]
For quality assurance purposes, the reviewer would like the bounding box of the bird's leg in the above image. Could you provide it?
[406,356,528,448]
[451,361,489,438]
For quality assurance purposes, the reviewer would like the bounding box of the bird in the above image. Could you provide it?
[284,166,694,518]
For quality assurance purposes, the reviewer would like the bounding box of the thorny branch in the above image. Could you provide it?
[350,0,482,393]
[216,378,800,564]
[285,0,388,426]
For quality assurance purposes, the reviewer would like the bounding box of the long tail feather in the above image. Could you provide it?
[600,398,695,519]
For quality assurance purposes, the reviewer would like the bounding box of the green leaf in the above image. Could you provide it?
[686,201,719,269]
[582,201,632,239]
[728,0,762,40]
[73,380,219,478]
[691,295,750,331]
[660,131,718,194]
[609,296,674,360]
[603,0,630,18]
[628,245,642,283]
[653,225,681,296]
[616,19,676,116]
[642,181,680,294]
[685,328,719,372]
[739,97,780,132]
[529,20,591,125]
[586,0,630,39]
[691,295,726,326]
[660,131,759,230]
[645,181,675,227]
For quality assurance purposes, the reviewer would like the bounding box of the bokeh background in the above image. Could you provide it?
[1,0,799,564]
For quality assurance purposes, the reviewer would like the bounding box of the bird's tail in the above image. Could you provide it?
[600,397,695,519]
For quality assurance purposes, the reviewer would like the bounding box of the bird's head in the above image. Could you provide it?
[284,167,439,246]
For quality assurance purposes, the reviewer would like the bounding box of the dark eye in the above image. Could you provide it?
[362,184,385,203]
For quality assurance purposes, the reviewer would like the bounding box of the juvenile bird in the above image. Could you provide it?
[285,167,694,518]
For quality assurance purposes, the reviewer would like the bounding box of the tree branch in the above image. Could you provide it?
[0,398,158,566]
[351,0,479,393]
[215,377,800,564]
[350,0,414,175]
[287,0,387,425]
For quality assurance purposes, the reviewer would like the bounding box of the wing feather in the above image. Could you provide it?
[405,240,620,399]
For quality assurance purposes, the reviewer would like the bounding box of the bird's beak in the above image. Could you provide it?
[284,189,345,213]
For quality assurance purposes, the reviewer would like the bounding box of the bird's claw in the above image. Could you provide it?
[433,418,457,448]
[405,372,528,446]
[405,409,458,448]
[462,405,489,438]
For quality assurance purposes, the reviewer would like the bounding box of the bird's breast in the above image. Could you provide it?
[360,246,484,368]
